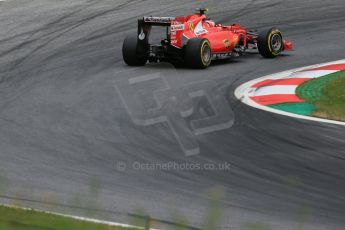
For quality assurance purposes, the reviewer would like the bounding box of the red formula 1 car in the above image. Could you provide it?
[122,8,293,69]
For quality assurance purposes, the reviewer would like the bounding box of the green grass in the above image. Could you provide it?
[0,205,139,230]
[296,71,345,121]
[315,75,345,121]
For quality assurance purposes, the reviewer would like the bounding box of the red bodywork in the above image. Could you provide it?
[169,13,293,53]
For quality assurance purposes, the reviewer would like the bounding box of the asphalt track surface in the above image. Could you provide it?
[1,0,345,229]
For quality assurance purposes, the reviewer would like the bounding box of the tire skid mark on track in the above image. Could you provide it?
[1,0,345,229]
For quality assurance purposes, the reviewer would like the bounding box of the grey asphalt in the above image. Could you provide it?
[1,0,345,229]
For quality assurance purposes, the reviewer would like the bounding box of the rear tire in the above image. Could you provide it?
[122,34,148,66]
[257,27,283,58]
[184,38,212,69]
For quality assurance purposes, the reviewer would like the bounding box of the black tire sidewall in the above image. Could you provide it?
[257,27,283,58]
[185,38,212,69]
[122,34,148,66]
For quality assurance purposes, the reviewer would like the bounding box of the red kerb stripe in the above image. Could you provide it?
[250,94,305,106]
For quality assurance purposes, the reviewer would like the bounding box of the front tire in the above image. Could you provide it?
[122,34,148,66]
[257,27,283,58]
[185,38,212,69]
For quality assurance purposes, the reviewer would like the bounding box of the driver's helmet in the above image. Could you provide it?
[205,20,215,27]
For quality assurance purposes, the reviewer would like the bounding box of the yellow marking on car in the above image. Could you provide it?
[223,39,231,49]
[188,22,195,31]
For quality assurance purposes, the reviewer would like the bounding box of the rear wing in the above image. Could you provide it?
[141,16,175,25]
[137,16,175,44]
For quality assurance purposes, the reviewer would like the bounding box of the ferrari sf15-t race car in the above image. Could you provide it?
[122,8,293,69]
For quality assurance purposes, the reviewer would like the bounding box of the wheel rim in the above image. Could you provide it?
[202,43,211,65]
[270,33,282,53]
